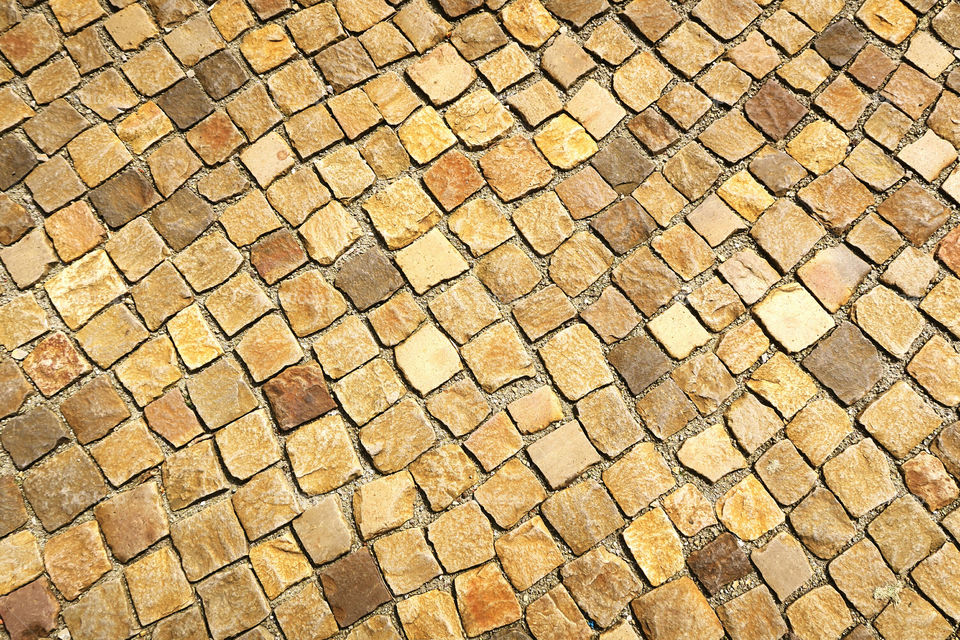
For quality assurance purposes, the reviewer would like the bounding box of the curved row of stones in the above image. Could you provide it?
[2,0,960,639]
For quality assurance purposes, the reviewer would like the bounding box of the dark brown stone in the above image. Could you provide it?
[627,109,679,154]
[607,334,671,395]
[687,532,753,595]
[156,78,215,129]
[143,388,203,448]
[250,229,307,285]
[0,577,59,640]
[590,197,657,254]
[94,481,168,562]
[749,150,807,196]
[22,445,108,531]
[0,474,28,537]
[814,19,865,67]
[745,81,808,141]
[0,135,37,190]
[0,358,32,419]
[0,195,32,246]
[263,362,336,430]
[195,51,249,100]
[89,167,162,228]
[59,376,131,444]
[803,322,882,405]
[150,188,216,251]
[845,626,877,640]
[1,407,69,469]
[877,180,950,246]
[315,37,377,93]
[319,547,392,627]
[590,137,655,194]
[334,246,404,311]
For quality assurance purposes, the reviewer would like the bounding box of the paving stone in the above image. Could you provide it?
[542,479,624,555]
[473,457,543,527]
[525,585,592,640]
[560,546,640,628]
[716,586,787,640]
[789,487,856,561]
[94,480,168,562]
[747,352,818,419]
[831,538,900,619]
[197,565,270,640]
[0,577,59,640]
[292,496,352,567]
[170,499,247,581]
[23,444,107,531]
[662,484,717,536]
[631,577,724,640]
[716,319,770,375]
[1,407,68,470]
[162,439,229,511]
[859,381,941,459]
[687,532,752,595]
[716,475,784,541]
[494,515,562,591]
[396,590,464,640]
[62,577,138,640]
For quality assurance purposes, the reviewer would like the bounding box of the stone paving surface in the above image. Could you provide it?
[2,0,960,638]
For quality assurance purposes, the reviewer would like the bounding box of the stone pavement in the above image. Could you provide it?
[1,0,960,638]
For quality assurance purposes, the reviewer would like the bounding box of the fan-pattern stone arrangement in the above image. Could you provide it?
[4,0,960,638]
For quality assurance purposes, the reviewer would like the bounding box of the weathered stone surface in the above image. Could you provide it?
[562,547,640,628]
[829,539,897,619]
[320,548,392,627]
[23,445,108,531]
[541,479,624,556]
[687,532,753,595]
[124,545,193,624]
[396,590,465,640]
[623,507,684,587]
[62,577,139,640]
[0,577,59,640]
[632,577,724,640]
[293,496,352,567]
[790,488,856,560]
[196,565,270,640]
[455,563,522,636]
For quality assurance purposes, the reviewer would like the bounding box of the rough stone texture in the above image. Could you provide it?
[1,2,957,637]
